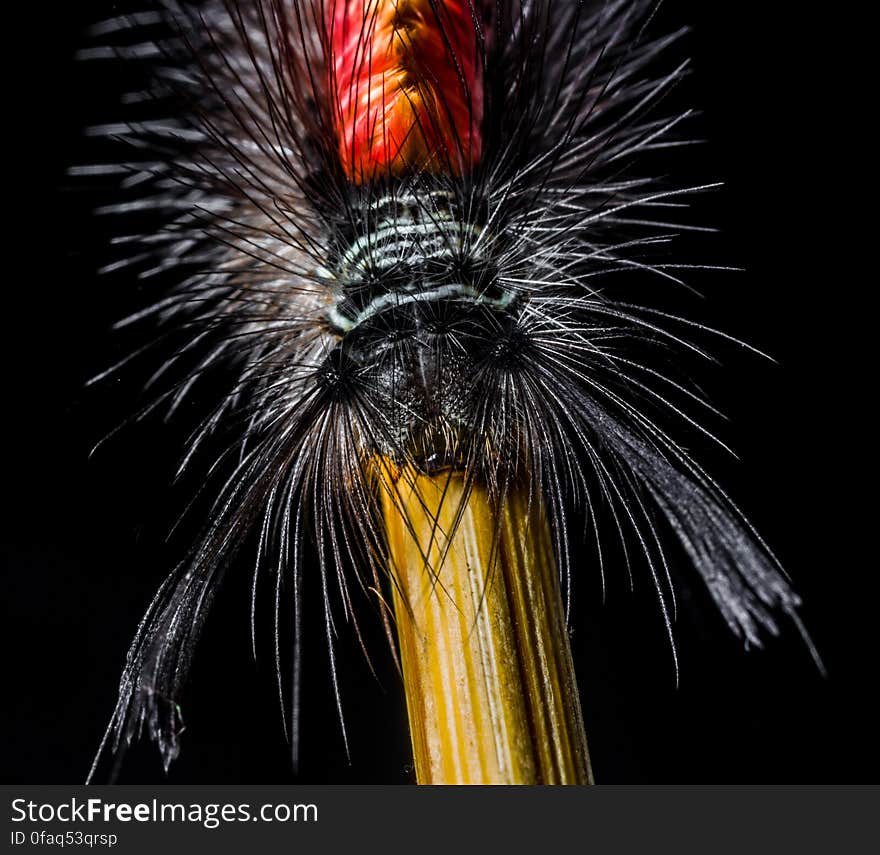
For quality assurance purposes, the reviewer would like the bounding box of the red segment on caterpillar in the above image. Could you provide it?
[329,0,485,182]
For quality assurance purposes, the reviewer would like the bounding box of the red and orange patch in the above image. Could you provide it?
[329,0,484,182]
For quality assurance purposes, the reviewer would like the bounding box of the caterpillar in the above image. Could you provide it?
[77,0,821,783]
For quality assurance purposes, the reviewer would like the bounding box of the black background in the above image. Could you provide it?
[3,2,871,784]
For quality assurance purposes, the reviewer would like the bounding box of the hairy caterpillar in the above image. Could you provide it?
[76,0,821,782]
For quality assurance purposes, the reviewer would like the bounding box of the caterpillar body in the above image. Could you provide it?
[77,0,819,782]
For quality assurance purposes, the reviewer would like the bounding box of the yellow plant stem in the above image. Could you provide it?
[379,465,592,784]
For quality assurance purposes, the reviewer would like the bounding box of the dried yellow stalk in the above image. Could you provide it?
[379,464,592,784]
